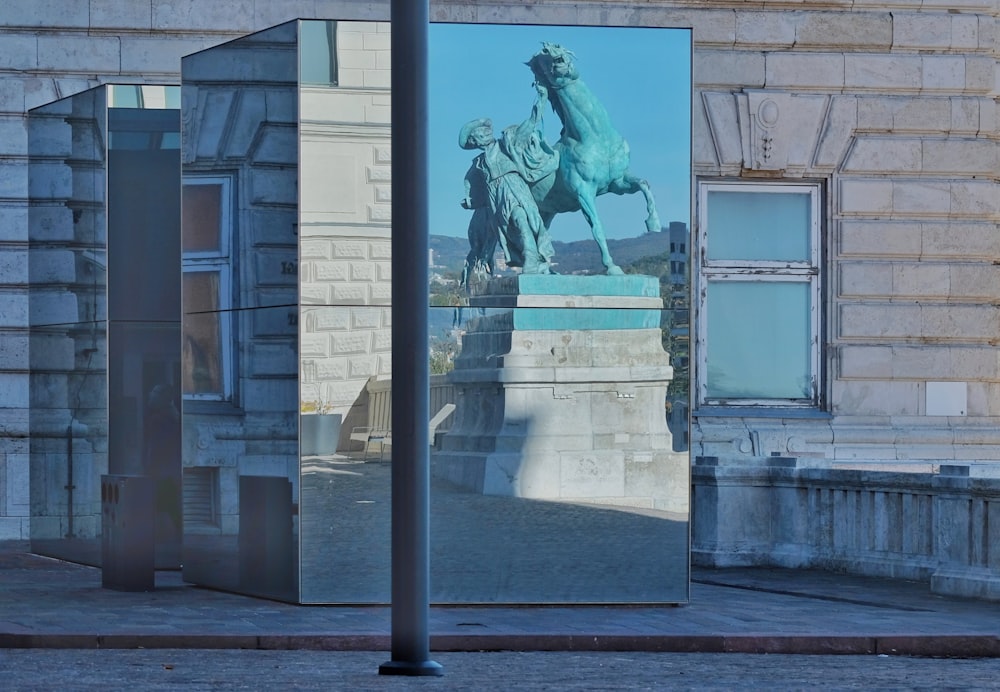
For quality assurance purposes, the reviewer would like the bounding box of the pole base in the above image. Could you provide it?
[379,659,444,677]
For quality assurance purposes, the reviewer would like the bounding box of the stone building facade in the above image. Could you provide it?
[0,0,997,593]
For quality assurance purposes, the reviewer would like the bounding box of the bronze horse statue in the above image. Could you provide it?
[526,42,661,275]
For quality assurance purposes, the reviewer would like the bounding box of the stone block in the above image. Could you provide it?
[250,168,296,205]
[300,239,332,261]
[892,13,951,49]
[0,161,27,198]
[949,264,1000,301]
[766,53,845,89]
[254,1,318,29]
[796,11,891,48]
[300,334,329,358]
[0,333,27,370]
[892,262,950,298]
[121,36,219,75]
[0,78,25,112]
[839,262,892,296]
[965,383,996,417]
[369,241,391,260]
[89,0,154,30]
[701,91,742,169]
[315,358,347,381]
[350,307,381,330]
[347,357,374,379]
[950,97,981,133]
[923,222,999,259]
[922,56,965,92]
[0,517,27,540]
[892,346,951,379]
[839,346,892,379]
[300,284,327,305]
[559,453,626,499]
[37,36,120,74]
[891,180,951,215]
[921,305,998,341]
[477,2,576,27]
[338,48,376,70]
[951,14,980,49]
[839,303,921,339]
[369,283,391,304]
[950,180,1000,218]
[332,240,367,260]
[833,381,920,416]
[0,1,89,28]
[329,283,366,304]
[152,0,253,32]
[922,139,997,175]
[839,221,921,258]
[845,55,921,90]
[313,261,349,283]
[0,373,28,408]
[964,57,994,92]
[735,12,795,46]
[310,308,350,332]
[813,96,857,169]
[691,96,718,170]
[331,332,370,355]
[839,178,892,214]
[843,137,921,173]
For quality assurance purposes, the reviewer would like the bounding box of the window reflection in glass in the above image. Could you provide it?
[300,20,339,86]
[182,271,223,396]
[182,184,223,253]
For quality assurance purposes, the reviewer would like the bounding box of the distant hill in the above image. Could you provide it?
[430,230,673,276]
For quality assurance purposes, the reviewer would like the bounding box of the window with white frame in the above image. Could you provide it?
[696,182,821,407]
[181,177,233,401]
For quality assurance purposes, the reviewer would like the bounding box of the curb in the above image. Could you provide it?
[1,633,998,656]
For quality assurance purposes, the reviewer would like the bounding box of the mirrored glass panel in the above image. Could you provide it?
[427,24,692,602]
[182,22,300,601]
[183,19,690,604]
[28,85,181,568]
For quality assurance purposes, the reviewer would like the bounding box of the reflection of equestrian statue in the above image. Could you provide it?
[526,42,661,275]
[459,83,556,278]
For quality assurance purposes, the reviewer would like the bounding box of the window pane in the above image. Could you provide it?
[182,272,223,395]
[706,280,811,399]
[182,184,222,253]
[706,191,810,262]
[300,20,338,86]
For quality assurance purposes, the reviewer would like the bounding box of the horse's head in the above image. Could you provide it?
[526,42,578,89]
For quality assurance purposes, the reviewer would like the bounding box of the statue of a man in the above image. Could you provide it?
[459,84,556,275]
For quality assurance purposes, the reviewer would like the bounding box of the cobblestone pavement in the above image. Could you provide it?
[1,650,999,691]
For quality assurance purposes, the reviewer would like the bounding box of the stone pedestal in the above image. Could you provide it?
[434,275,687,517]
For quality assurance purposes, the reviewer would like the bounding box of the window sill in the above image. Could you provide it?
[182,399,244,416]
[693,406,831,420]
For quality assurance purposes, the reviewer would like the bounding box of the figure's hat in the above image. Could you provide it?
[459,118,491,149]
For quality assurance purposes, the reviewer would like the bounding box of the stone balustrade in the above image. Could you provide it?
[693,458,1000,600]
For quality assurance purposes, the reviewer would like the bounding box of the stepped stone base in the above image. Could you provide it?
[433,275,688,517]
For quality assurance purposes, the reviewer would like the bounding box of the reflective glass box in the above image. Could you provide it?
[28,85,182,569]
[181,20,691,604]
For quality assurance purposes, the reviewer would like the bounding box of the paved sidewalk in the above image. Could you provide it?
[1,541,999,657]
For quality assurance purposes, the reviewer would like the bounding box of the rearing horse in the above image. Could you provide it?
[526,43,660,275]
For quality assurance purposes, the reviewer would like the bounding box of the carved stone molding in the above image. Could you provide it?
[700,89,857,176]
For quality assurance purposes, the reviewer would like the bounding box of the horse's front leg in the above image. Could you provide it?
[576,190,623,275]
[610,172,661,234]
